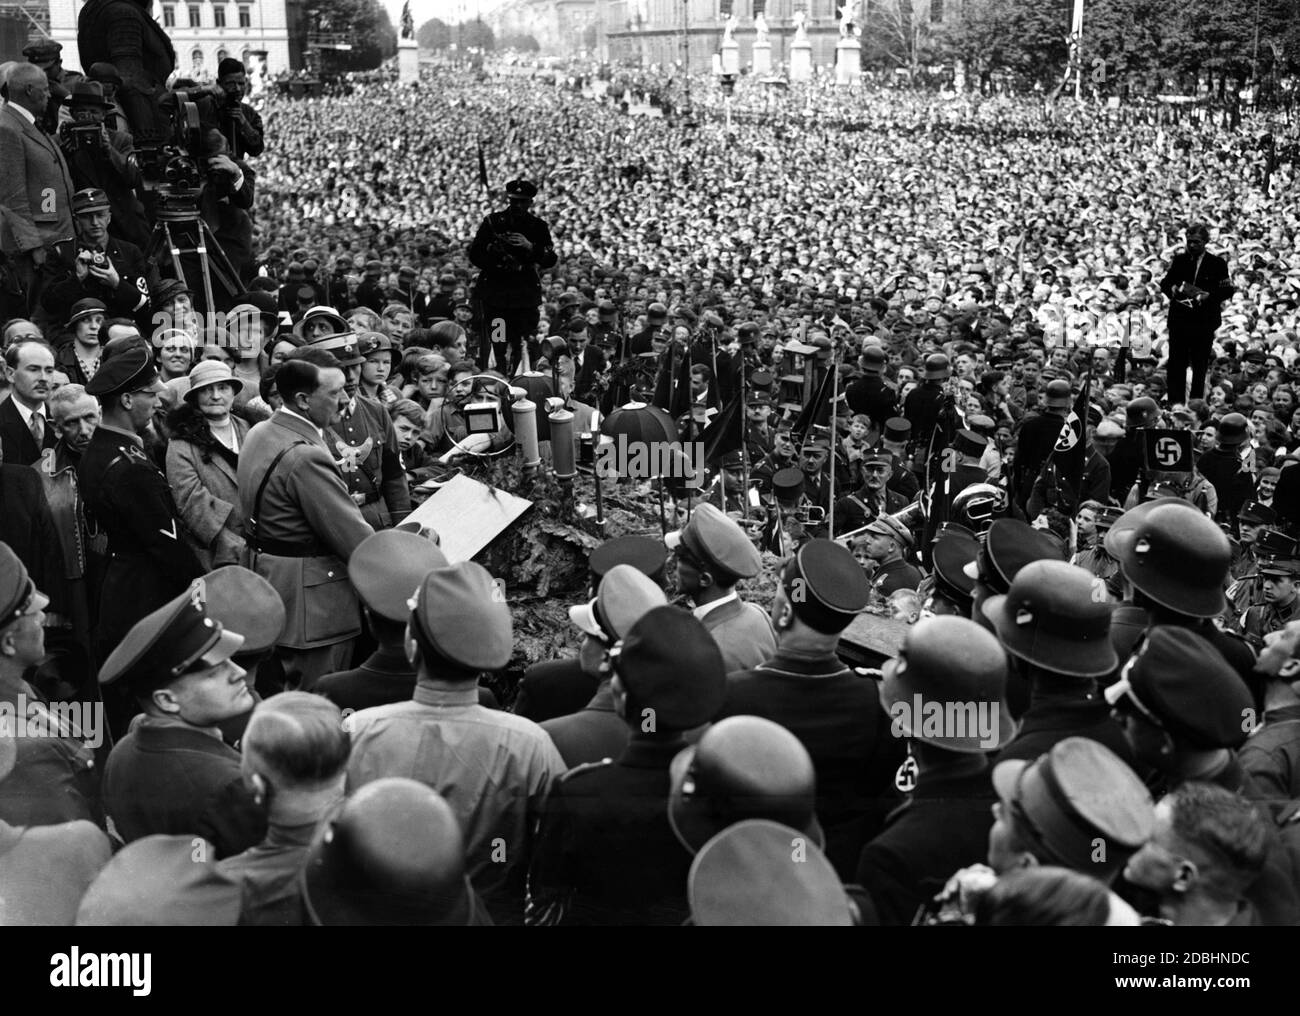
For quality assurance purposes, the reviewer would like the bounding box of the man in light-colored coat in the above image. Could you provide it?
[236,354,372,690]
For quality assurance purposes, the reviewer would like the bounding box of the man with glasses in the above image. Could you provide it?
[78,342,201,671]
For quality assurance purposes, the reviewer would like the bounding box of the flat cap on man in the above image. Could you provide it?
[665,502,762,580]
[191,567,285,656]
[349,531,447,624]
[98,589,244,693]
[22,39,62,61]
[612,606,726,729]
[409,562,512,672]
[862,513,914,550]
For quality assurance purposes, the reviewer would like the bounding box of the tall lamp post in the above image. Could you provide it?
[720,71,736,131]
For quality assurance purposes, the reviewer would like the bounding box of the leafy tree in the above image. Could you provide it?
[418,18,452,50]
[310,0,397,71]
[500,32,542,52]
[458,19,496,52]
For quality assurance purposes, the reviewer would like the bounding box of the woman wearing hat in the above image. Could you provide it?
[56,299,107,387]
[164,361,249,570]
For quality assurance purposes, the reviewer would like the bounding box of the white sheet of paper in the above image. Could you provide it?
[402,472,533,563]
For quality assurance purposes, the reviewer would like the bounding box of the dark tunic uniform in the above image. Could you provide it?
[854,763,995,926]
[718,648,905,878]
[994,694,1136,768]
[526,737,692,926]
[539,681,628,768]
[1238,702,1300,806]
[871,557,923,598]
[1243,596,1300,652]
[467,205,557,373]
[327,395,411,531]
[513,658,598,723]
[834,486,908,537]
[77,423,202,658]
[1198,446,1256,529]
[41,235,151,340]
[845,375,898,429]
[902,381,945,454]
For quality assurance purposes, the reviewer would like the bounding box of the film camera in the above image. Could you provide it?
[136,89,208,205]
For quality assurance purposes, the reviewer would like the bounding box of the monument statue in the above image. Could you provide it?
[754,11,769,44]
[792,9,807,42]
[400,0,415,40]
[723,12,739,44]
[837,1,857,37]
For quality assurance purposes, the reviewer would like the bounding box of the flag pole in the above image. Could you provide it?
[827,341,840,538]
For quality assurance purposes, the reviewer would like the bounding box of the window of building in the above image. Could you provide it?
[163,4,175,26]
[217,48,228,62]
[188,3,201,26]
[214,4,226,27]
[238,5,251,27]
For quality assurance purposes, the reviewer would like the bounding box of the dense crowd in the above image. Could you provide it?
[3,28,1300,926]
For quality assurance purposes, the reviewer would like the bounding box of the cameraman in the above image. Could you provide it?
[58,81,148,250]
[468,178,556,375]
[41,187,150,342]
[198,58,264,160]
[196,129,255,290]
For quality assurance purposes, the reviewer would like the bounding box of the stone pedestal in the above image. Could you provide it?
[835,37,861,86]
[789,39,812,82]
[752,40,772,75]
[398,38,420,84]
[720,38,740,75]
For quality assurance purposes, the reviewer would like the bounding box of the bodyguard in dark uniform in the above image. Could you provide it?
[99,588,266,858]
[719,540,904,877]
[1198,413,1255,531]
[982,560,1133,767]
[78,342,202,662]
[856,616,1012,926]
[526,606,727,926]
[1242,557,1300,652]
[844,344,897,430]
[468,179,557,376]
[902,353,950,455]
[1010,379,1072,512]
[834,449,908,536]
[514,535,665,722]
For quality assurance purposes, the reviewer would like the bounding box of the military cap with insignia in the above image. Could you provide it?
[75,835,241,926]
[588,535,667,587]
[610,606,726,730]
[1238,501,1276,526]
[982,559,1117,678]
[688,820,855,926]
[1106,501,1230,618]
[772,466,805,505]
[302,778,479,926]
[992,738,1154,879]
[71,187,111,215]
[98,589,244,694]
[1259,557,1300,578]
[349,530,447,624]
[1256,529,1299,559]
[190,566,285,657]
[308,331,363,366]
[669,716,822,854]
[781,539,871,634]
[861,513,914,551]
[748,369,774,394]
[570,563,668,643]
[84,341,159,399]
[1105,626,1254,749]
[666,502,762,581]
[881,615,1014,752]
[963,518,1063,595]
[408,561,512,672]
[504,179,538,199]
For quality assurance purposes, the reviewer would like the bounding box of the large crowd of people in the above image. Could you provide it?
[3,29,1300,927]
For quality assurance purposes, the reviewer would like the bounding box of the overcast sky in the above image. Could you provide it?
[381,0,510,30]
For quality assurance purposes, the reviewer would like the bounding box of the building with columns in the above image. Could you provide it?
[46,0,295,77]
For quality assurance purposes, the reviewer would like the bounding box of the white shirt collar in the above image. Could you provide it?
[280,405,324,440]
[10,397,46,427]
[9,103,35,127]
[693,590,739,621]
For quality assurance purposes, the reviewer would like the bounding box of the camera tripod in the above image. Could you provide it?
[143,193,241,314]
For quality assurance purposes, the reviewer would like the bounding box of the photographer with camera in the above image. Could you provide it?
[207,58,264,160]
[468,179,556,376]
[58,81,149,250]
[41,188,150,343]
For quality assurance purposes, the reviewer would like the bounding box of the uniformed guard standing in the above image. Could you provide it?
[310,331,410,530]
[1243,557,1300,652]
[78,342,202,665]
[467,179,557,376]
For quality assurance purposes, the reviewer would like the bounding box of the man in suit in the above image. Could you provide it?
[1,339,59,465]
[665,502,775,672]
[0,64,76,314]
[1160,224,1235,405]
[566,320,607,405]
[236,353,373,691]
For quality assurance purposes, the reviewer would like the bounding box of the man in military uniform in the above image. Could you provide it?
[834,448,908,537]
[236,353,374,691]
[1243,558,1300,652]
[78,342,202,666]
[98,585,265,858]
[844,344,897,430]
[665,502,775,672]
[468,179,557,376]
[526,606,726,926]
[855,514,922,598]
[902,353,951,457]
[305,334,410,531]
[1011,379,1073,514]
[750,419,798,495]
[878,417,921,502]
[41,187,150,337]
[1199,413,1256,532]
[720,540,905,877]
[743,390,775,463]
